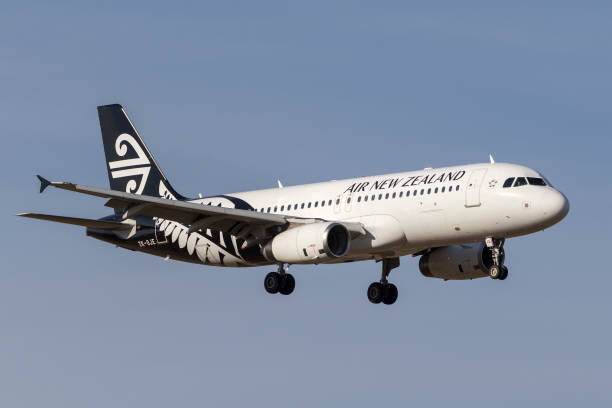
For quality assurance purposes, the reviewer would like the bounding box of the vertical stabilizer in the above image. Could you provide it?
[97,104,186,200]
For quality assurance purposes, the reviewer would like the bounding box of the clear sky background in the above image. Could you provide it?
[1,1,611,406]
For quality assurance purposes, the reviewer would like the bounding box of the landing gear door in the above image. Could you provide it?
[465,169,487,208]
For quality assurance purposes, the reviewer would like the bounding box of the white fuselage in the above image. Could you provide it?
[183,162,569,266]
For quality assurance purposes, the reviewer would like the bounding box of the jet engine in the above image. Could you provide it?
[263,222,350,264]
[419,242,504,280]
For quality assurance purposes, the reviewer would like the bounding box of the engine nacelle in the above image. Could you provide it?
[419,242,504,280]
[263,222,350,264]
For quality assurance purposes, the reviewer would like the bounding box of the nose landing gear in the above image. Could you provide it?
[367,257,400,305]
[486,237,508,280]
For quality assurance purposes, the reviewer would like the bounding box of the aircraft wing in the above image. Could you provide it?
[32,176,365,240]
[36,175,285,230]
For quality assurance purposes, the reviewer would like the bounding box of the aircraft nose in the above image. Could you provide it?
[543,189,570,224]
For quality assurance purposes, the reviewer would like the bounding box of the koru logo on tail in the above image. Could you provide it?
[108,133,150,194]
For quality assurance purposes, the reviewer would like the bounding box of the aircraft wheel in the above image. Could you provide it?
[499,266,509,281]
[489,265,501,280]
[264,272,281,294]
[367,282,384,304]
[382,283,398,305]
[279,273,295,295]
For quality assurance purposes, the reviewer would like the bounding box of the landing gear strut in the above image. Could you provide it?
[264,264,295,295]
[367,257,399,305]
[486,237,508,280]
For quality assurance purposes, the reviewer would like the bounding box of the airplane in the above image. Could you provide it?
[18,104,570,305]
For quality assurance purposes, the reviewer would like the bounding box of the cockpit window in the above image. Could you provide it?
[503,178,515,188]
[527,177,546,186]
[514,177,527,187]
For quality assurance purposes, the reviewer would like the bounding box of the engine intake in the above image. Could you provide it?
[263,222,350,264]
[419,242,504,280]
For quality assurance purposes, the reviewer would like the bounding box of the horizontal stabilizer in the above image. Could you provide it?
[17,213,131,230]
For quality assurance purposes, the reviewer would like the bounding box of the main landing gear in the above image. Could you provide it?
[486,237,508,281]
[264,264,295,295]
[367,257,400,305]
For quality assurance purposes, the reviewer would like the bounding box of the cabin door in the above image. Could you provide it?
[343,191,353,213]
[334,194,342,214]
[465,169,487,207]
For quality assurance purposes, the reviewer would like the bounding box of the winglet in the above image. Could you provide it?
[36,175,51,193]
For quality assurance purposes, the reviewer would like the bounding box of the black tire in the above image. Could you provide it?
[382,283,398,305]
[499,266,509,281]
[279,273,295,295]
[367,282,384,304]
[264,272,281,294]
[489,265,501,279]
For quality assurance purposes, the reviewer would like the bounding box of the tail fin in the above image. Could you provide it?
[97,104,186,200]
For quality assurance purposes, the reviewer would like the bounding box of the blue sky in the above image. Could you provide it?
[2,1,611,406]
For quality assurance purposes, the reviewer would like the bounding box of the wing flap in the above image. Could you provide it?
[17,213,131,230]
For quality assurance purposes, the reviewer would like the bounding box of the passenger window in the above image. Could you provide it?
[280,205,284,211]
[385,193,389,199]
[420,189,424,195]
[392,192,396,199]
[301,203,305,209]
[441,186,445,193]
[399,191,403,197]
[314,202,318,207]
[527,177,546,186]
[378,194,383,200]
[357,196,362,202]
[456,185,460,191]
[427,188,431,194]
[294,204,298,210]
[406,191,410,197]
[267,207,271,212]
[434,187,438,193]
[321,201,325,207]
[514,177,527,187]
[336,199,340,205]
[274,206,277,212]
[347,197,351,204]
[364,195,368,201]
[503,177,515,188]
[372,195,375,200]
[308,202,312,208]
